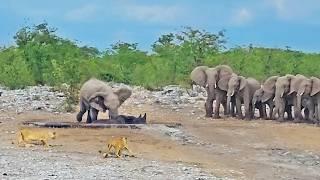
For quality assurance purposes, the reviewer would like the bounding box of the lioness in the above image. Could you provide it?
[100,136,134,158]
[15,128,56,147]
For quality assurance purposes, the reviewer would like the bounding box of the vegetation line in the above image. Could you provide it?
[0,23,319,90]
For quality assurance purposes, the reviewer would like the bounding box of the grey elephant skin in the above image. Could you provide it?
[224,74,260,119]
[76,78,132,123]
[252,88,268,119]
[297,77,320,123]
[252,76,279,119]
[190,65,235,118]
[273,74,306,122]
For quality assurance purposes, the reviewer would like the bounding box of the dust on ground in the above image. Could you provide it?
[1,101,320,180]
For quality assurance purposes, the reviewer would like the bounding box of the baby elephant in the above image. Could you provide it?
[77,78,132,123]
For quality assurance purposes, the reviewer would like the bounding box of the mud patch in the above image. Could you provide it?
[22,120,183,130]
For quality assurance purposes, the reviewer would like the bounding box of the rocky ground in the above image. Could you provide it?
[1,84,320,179]
[0,147,218,180]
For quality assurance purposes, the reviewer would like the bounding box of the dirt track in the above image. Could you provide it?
[1,103,320,179]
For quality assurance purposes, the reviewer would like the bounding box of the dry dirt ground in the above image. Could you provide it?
[1,102,320,179]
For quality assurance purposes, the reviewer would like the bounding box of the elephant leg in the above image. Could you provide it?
[230,99,236,117]
[250,103,255,119]
[286,105,293,121]
[88,107,98,123]
[236,97,243,119]
[277,99,285,122]
[316,103,320,125]
[220,92,227,116]
[86,109,92,123]
[259,103,266,119]
[205,96,214,117]
[304,108,310,121]
[76,100,87,122]
[213,95,222,119]
[272,105,278,121]
[252,103,257,119]
[309,107,316,123]
[222,100,228,116]
[306,100,316,123]
[268,101,275,120]
[244,99,251,120]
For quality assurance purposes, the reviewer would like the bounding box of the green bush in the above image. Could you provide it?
[0,23,319,91]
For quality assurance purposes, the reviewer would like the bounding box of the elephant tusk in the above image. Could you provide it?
[227,92,234,97]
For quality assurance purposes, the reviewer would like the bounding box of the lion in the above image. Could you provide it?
[14,128,56,147]
[100,136,134,158]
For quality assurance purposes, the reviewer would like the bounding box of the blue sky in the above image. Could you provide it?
[0,0,319,52]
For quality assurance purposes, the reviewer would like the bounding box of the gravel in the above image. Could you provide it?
[0,147,224,180]
[0,84,206,114]
[0,86,66,113]
[117,84,207,111]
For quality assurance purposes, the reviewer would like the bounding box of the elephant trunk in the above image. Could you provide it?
[252,98,257,110]
[227,89,234,97]
[296,94,302,118]
[226,95,232,115]
[109,109,119,119]
[298,86,306,96]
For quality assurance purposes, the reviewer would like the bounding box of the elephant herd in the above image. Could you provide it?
[76,67,319,125]
[190,65,320,124]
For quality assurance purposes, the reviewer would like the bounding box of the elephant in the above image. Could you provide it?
[252,87,292,120]
[190,65,235,118]
[76,78,132,123]
[252,76,279,119]
[297,77,320,123]
[252,88,268,119]
[273,74,306,122]
[223,74,260,119]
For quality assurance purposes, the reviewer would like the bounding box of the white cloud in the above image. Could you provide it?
[119,3,185,23]
[65,4,98,22]
[231,8,253,25]
[268,0,320,20]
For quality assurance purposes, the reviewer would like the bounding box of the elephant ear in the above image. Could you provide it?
[311,77,320,96]
[190,66,208,87]
[289,74,305,95]
[114,88,132,105]
[217,76,230,91]
[216,65,233,80]
[239,76,247,91]
[262,76,278,94]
